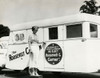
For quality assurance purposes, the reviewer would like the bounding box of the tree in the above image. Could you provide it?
[80,0,100,15]
[0,24,10,38]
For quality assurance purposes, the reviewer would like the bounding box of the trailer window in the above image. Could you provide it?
[90,24,97,38]
[49,27,58,40]
[67,24,82,38]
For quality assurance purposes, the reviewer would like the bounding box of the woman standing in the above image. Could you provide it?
[28,26,39,76]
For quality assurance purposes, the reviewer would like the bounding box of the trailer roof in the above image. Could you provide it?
[9,13,100,31]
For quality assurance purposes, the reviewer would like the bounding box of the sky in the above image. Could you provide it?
[0,0,100,27]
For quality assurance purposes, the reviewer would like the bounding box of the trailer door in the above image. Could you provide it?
[43,25,64,70]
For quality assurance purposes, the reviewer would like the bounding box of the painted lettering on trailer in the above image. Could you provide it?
[9,47,30,61]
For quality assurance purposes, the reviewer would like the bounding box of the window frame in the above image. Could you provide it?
[48,26,58,40]
[90,23,98,38]
[66,23,83,39]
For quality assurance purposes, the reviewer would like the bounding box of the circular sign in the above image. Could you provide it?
[45,43,62,65]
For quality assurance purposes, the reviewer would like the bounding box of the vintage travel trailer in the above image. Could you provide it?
[0,36,9,70]
[5,13,100,75]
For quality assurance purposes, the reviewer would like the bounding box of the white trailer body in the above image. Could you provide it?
[0,37,9,68]
[6,13,100,73]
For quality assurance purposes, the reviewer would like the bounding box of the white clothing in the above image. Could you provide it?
[28,34,39,68]
[29,44,39,68]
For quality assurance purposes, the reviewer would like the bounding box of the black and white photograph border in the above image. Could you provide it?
[0,0,100,78]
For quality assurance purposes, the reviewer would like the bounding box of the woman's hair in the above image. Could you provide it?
[32,26,39,31]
